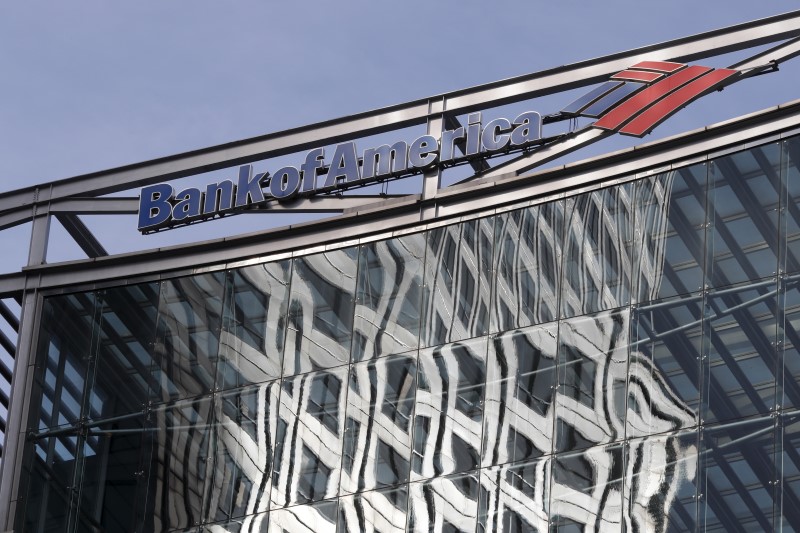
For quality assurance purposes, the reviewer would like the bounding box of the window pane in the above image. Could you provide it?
[413,337,487,480]
[561,184,634,318]
[354,234,424,362]
[286,249,357,375]
[218,262,290,389]
[409,470,479,532]
[483,324,557,468]
[708,144,781,288]
[629,294,701,438]
[341,354,416,494]
[699,417,777,532]
[703,283,778,425]
[634,164,707,302]
[556,309,628,453]
[421,218,493,348]
[478,460,549,532]
[491,201,563,332]
[152,273,225,403]
[338,486,408,533]
[272,367,348,508]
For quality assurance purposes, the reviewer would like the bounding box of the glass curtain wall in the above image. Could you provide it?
[17,135,800,532]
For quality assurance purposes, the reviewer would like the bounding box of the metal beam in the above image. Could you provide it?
[0,10,799,225]
[56,214,108,258]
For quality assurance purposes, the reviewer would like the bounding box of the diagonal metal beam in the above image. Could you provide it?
[55,214,108,258]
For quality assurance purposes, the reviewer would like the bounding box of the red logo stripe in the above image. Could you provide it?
[630,60,686,73]
[611,70,664,83]
[619,68,738,136]
[593,65,712,131]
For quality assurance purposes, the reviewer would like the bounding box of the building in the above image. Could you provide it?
[2,11,800,533]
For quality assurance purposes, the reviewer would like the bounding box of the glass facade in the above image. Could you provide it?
[16,135,800,532]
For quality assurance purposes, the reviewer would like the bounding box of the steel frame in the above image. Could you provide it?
[3,10,800,530]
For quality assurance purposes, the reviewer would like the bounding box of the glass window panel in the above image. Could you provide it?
[268,499,337,533]
[341,354,416,494]
[781,279,800,411]
[780,411,800,532]
[32,293,97,431]
[199,512,264,532]
[783,137,800,275]
[218,262,291,389]
[285,249,357,375]
[699,417,777,532]
[354,234,425,362]
[629,294,701,438]
[201,511,269,532]
[73,412,146,533]
[556,309,628,453]
[421,218,493,348]
[90,283,159,422]
[483,324,557,468]
[561,184,634,319]
[550,444,624,532]
[708,144,781,288]
[20,435,79,533]
[272,366,348,508]
[203,383,279,523]
[703,283,778,425]
[491,202,563,333]
[634,165,707,303]
[138,396,215,532]
[413,337,487,481]
[338,485,408,533]
[409,470,479,532]
[151,273,225,403]
[624,430,699,532]
[478,460,549,532]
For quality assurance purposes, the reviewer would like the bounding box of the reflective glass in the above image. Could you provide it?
[341,354,416,494]
[784,137,800,275]
[491,202,563,333]
[780,411,800,532]
[200,511,269,532]
[218,262,290,389]
[703,283,778,425]
[629,295,701,438]
[408,470,479,532]
[90,283,159,421]
[285,249,357,375]
[550,444,624,532]
[624,430,699,532]
[138,396,215,531]
[268,499,337,533]
[698,417,777,532]
[708,144,781,288]
[151,273,225,403]
[634,165,707,302]
[353,234,425,362]
[73,412,146,533]
[338,485,408,533]
[203,383,279,523]
[421,217,493,348]
[478,460,549,532]
[483,324,557,468]
[32,292,97,431]
[413,337,487,481]
[21,435,79,533]
[781,278,800,411]
[556,309,628,453]
[272,366,348,508]
[561,184,634,318]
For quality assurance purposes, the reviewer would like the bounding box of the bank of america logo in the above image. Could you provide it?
[562,61,739,137]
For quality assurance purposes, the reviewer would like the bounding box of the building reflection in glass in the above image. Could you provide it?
[19,137,800,532]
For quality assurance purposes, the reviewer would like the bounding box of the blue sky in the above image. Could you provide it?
[1,2,799,265]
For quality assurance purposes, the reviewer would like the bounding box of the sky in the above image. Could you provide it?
[1,1,800,270]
